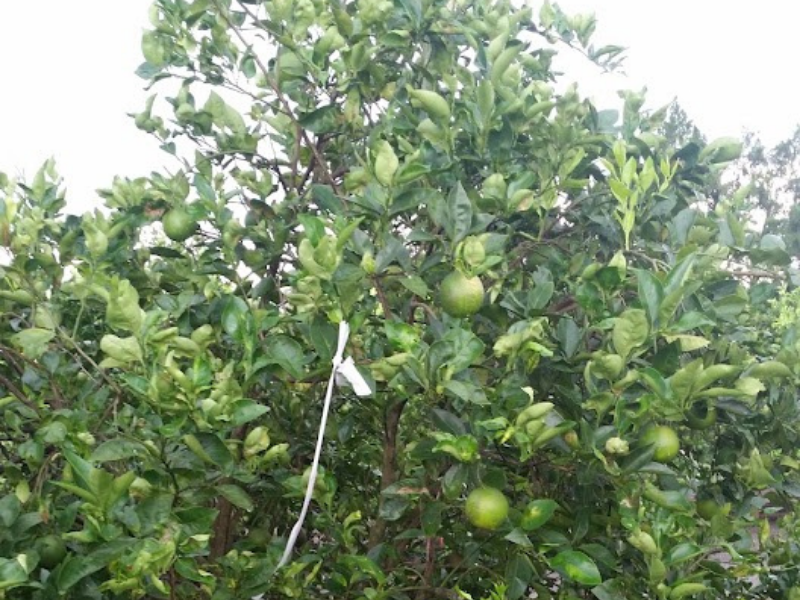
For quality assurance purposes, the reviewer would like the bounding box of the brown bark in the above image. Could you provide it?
[368,399,407,548]
[209,425,247,559]
[209,497,236,559]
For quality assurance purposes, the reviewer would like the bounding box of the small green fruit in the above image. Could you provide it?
[465,487,509,530]
[641,425,680,463]
[35,535,67,569]
[440,270,484,318]
[162,208,197,242]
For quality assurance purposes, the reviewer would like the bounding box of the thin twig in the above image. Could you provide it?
[0,373,39,415]
[56,328,124,397]
[0,346,65,409]
[372,276,394,320]
[410,298,438,323]
[369,398,408,548]
[219,0,341,195]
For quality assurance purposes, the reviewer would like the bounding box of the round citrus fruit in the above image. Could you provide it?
[696,498,721,520]
[162,208,197,242]
[247,526,271,547]
[641,425,680,463]
[35,534,67,569]
[563,430,580,450]
[439,271,484,318]
[465,487,509,530]
[686,399,717,430]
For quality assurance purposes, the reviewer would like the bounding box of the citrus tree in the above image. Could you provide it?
[1,1,800,599]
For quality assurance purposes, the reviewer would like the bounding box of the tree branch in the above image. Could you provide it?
[373,276,394,320]
[219,0,341,195]
[0,373,39,416]
[369,398,407,548]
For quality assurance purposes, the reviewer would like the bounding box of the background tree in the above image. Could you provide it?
[1,1,800,599]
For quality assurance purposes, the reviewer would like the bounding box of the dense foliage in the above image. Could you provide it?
[1,0,800,598]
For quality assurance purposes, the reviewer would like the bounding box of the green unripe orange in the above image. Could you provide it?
[439,271,484,318]
[641,425,680,463]
[465,487,509,530]
[35,535,67,569]
[162,208,197,242]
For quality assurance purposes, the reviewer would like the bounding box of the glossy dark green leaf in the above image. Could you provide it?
[56,539,137,592]
[90,439,145,462]
[220,295,249,337]
[0,495,21,528]
[217,484,255,511]
[556,317,582,358]
[430,408,468,436]
[520,499,557,531]
[636,269,664,328]
[230,400,270,426]
[550,550,602,586]
[0,557,28,591]
[612,309,649,359]
[265,335,306,379]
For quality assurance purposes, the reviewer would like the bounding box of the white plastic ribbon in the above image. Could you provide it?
[275,321,371,570]
[336,356,372,396]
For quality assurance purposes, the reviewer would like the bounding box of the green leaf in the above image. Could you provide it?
[663,253,696,296]
[298,105,339,134]
[217,484,255,511]
[221,295,249,337]
[11,328,54,359]
[0,557,29,591]
[612,309,649,359]
[643,483,692,511]
[667,543,702,565]
[550,550,602,586]
[504,528,533,547]
[193,433,234,470]
[528,281,555,311]
[398,275,429,298]
[638,367,669,399]
[620,445,657,474]
[442,464,467,500]
[700,137,742,163]
[374,141,399,187]
[136,493,175,534]
[432,433,479,462]
[430,408,467,436]
[520,499,557,531]
[693,364,740,392]
[90,439,145,462]
[636,269,664,328]
[141,31,168,66]
[100,334,143,365]
[265,335,306,379]
[52,481,97,504]
[592,579,627,600]
[437,182,473,243]
[106,471,137,510]
[669,359,703,404]
[719,212,746,248]
[57,539,136,592]
[671,311,715,332]
[385,321,419,352]
[745,360,793,380]
[714,295,747,321]
[662,334,709,352]
[444,380,488,405]
[556,318,582,358]
[106,279,143,332]
[62,449,96,493]
[0,495,21,527]
[230,400,270,426]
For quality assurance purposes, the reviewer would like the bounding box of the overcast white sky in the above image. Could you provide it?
[1,1,798,214]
